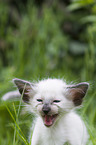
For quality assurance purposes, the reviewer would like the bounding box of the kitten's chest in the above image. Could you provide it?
[41,125,68,145]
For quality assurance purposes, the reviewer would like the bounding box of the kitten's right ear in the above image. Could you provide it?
[13,78,36,103]
[67,82,89,106]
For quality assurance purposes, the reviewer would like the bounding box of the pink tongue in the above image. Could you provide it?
[44,115,52,126]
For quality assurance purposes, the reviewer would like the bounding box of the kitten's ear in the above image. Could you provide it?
[67,82,89,106]
[13,78,36,103]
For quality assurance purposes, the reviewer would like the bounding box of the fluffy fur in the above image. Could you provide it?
[2,78,89,145]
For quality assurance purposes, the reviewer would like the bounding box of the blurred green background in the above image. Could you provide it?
[0,0,96,144]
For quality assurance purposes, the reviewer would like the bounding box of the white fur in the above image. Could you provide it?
[32,112,88,145]
[2,90,20,101]
[30,79,88,145]
[2,78,89,145]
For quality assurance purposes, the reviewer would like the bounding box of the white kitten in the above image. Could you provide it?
[2,78,89,145]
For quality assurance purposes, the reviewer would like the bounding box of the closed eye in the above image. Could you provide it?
[37,99,43,102]
[53,100,61,103]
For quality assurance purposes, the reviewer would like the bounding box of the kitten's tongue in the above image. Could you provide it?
[44,115,53,126]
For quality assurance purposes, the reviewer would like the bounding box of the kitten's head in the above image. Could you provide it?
[13,78,89,127]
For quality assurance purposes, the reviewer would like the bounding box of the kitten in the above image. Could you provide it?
[2,78,89,145]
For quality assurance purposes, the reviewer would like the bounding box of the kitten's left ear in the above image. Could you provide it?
[13,78,36,103]
[67,82,89,106]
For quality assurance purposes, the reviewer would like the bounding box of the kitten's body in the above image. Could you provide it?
[32,112,88,145]
[2,78,89,145]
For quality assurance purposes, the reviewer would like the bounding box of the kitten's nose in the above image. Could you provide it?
[42,104,51,115]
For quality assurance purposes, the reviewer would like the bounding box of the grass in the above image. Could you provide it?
[0,1,96,144]
[3,85,31,145]
[6,103,29,145]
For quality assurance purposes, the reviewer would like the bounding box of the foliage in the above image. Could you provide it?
[0,0,96,144]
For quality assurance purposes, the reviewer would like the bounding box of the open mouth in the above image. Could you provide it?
[43,114,58,127]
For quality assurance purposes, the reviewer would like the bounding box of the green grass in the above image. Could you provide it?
[0,0,96,144]
[1,85,32,145]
